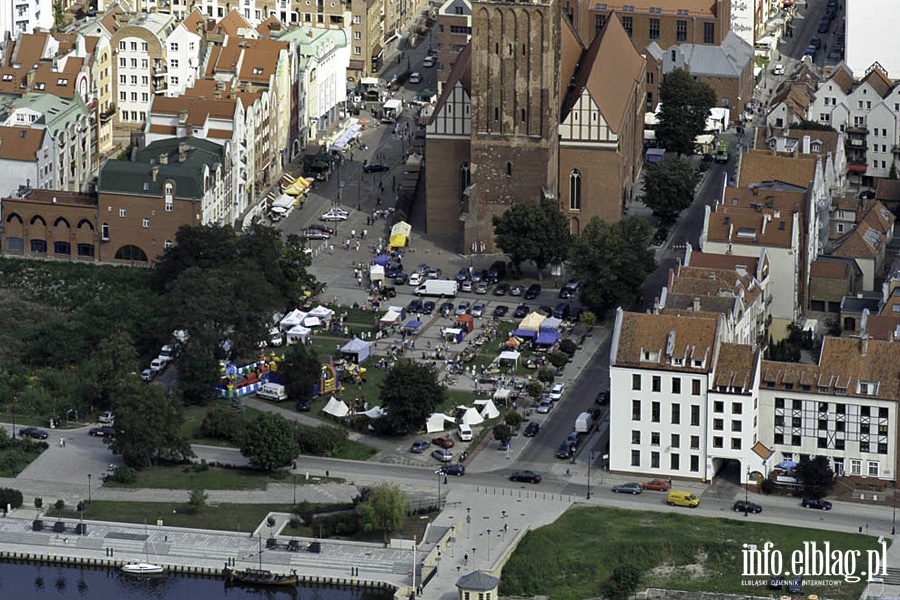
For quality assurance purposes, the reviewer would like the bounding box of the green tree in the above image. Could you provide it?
[0,488,23,510]
[188,488,208,514]
[54,499,65,520]
[642,156,700,223]
[493,198,571,277]
[655,69,716,155]
[359,484,408,542]
[547,352,568,370]
[108,378,194,468]
[569,217,656,312]
[281,344,320,406]
[602,563,642,599]
[526,382,543,400]
[795,455,835,499]
[241,412,297,472]
[53,2,65,29]
[537,369,555,384]
[493,424,512,445]
[377,360,446,435]
[199,407,245,442]
[296,424,348,457]
[580,311,597,329]
[504,411,522,429]
[93,330,140,411]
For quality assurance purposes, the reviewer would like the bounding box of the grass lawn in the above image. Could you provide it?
[103,465,343,491]
[501,506,881,600]
[0,443,44,477]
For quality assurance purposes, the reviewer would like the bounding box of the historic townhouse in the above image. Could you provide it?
[0,125,52,197]
[0,0,52,42]
[164,9,204,96]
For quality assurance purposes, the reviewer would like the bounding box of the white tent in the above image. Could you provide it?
[308,305,334,322]
[370,264,385,283]
[286,324,311,344]
[302,315,322,328]
[491,388,512,403]
[279,308,307,331]
[380,309,402,324]
[460,406,485,426]
[322,396,350,418]
[497,350,521,367]
[341,337,372,363]
[359,406,385,419]
[272,194,294,210]
[426,412,455,433]
[540,317,562,331]
[475,399,500,420]
[518,311,546,331]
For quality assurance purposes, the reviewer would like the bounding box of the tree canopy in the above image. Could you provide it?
[655,69,716,155]
[108,378,193,468]
[377,360,446,435]
[240,412,297,472]
[358,483,409,541]
[568,217,656,312]
[150,224,318,404]
[280,344,321,406]
[493,198,572,277]
[795,455,835,499]
[642,156,700,223]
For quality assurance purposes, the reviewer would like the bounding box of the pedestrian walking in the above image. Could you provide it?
[355,241,360,252]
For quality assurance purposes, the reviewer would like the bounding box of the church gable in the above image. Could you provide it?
[559,89,614,144]
[427,81,471,137]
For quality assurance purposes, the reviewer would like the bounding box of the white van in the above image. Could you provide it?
[257,382,287,402]
[457,423,473,442]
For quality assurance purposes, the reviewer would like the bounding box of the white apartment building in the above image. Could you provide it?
[110,12,176,131]
[164,11,203,97]
[845,0,900,81]
[0,125,52,197]
[0,0,52,42]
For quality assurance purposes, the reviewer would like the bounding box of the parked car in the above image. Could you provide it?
[320,208,349,221]
[140,368,154,382]
[363,163,390,173]
[89,426,116,438]
[410,440,431,453]
[440,301,455,317]
[510,470,542,484]
[809,36,822,49]
[611,483,642,495]
[439,464,465,476]
[555,444,574,459]
[307,224,335,234]
[425,267,442,280]
[409,72,422,84]
[455,301,470,316]
[408,272,423,286]
[524,284,542,299]
[523,422,540,437]
[423,56,436,68]
[474,282,489,295]
[641,479,670,491]
[549,383,565,401]
[421,301,436,315]
[558,280,580,299]
[432,448,453,462]
[509,285,524,297]
[733,500,762,514]
[304,228,331,240]
[407,299,423,313]
[455,268,469,282]
[460,280,473,293]
[98,411,115,424]
[19,426,49,440]
[513,304,529,318]
[817,19,830,33]
[393,272,408,285]
[552,303,571,320]
[493,283,510,296]
[492,305,509,318]
[536,400,553,414]
[772,63,785,76]
[432,436,455,449]
[471,302,485,317]
[469,270,483,283]
[595,390,609,405]
[802,498,832,510]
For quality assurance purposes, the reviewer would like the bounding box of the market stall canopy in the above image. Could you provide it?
[286,324,311,344]
[535,331,562,346]
[359,406,385,419]
[373,253,391,266]
[380,309,402,324]
[272,194,295,209]
[389,221,412,248]
[497,350,521,366]
[322,396,350,418]
[270,206,287,214]
[426,412,455,433]
[302,315,322,328]
[460,406,484,426]
[442,327,463,343]
[405,319,422,329]
[540,317,562,332]
[475,399,500,419]
[511,328,537,339]
[491,388,512,402]
[456,314,474,333]
[329,123,362,152]
[370,264,385,281]
[308,306,334,322]
[518,311,546,331]
[280,308,308,331]
[283,177,311,196]
[341,337,372,363]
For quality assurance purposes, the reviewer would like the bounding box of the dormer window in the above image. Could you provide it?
[857,381,878,395]
[34,83,45,90]
[692,359,704,368]
[56,78,68,86]
[672,357,684,366]
[252,67,264,75]
[641,350,659,362]
[1,74,12,82]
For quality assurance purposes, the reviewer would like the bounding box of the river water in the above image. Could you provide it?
[0,561,395,600]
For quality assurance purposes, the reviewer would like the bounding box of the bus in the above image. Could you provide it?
[714,140,730,163]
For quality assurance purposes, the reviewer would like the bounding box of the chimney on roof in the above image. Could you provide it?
[802,135,811,154]
[178,110,188,124]
[692,297,701,312]
[214,91,222,100]
[861,334,869,357]
[151,165,159,182]
[178,141,187,154]
[159,152,168,165]
[25,69,35,89]
[178,151,186,163]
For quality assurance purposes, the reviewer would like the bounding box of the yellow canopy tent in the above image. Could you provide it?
[283,177,311,196]
[389,221,412,248]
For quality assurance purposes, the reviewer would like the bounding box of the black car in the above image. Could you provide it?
[492,305,509,318]
[307,224,335,234]
[523,422,540,437]
[439,464,465,476]
[733,500,762,514]
[556,443,574,459]
[382,286,397,298]
[407,299,423,313]
[537,305,553,316]
[455,268,469,282]
[19,426,49,440]
[802,498,832,510]
[552,302,571,320]
[89,426,116,438]
[513,304,529,318]
[363,163,390,173]
[386,264,403,278]
[493,283,510,296]
[558,280,580,299]
[510,470,542,484]
[524,284,542,300]
[421,301,436,315]
[440,301,454,317]
[394,273,408,285]
[595,391,609,405]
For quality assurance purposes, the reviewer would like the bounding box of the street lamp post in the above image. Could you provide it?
[87,474,91,503]
[450,526,455,558]
[466,508,471,539]
[486,529,492,562]
[587,451,593,500]
[436,472,442,510]
[293,475,297,506]
[744,468,750,517]
[892,483,896,536]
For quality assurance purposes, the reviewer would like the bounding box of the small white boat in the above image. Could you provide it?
[121,562,165,575]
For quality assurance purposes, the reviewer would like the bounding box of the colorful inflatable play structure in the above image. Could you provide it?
[315,361,341,396]
[217,353,283,399]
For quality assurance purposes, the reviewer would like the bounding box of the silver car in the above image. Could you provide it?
[471,302,485,317]
[432,448,453,462]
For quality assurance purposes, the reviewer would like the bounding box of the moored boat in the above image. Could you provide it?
[224,567,298,587]
[121,562,165,575]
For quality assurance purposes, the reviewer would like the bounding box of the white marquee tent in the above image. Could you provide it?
[426,412,455,433]
[322,396,350,418]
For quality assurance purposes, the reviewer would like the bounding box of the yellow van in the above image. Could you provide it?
[667,490,700,508]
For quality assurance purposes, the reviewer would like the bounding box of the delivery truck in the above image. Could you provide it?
[414,279,458,298]
[575,411,595,434]
[382,98,403,122]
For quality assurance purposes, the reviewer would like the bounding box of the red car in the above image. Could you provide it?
[432,436,455,449]
[641,479,670,491]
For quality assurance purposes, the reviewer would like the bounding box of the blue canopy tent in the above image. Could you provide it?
[373,253,391,266]
[775,460,798,471]
[405,319,422,331]
[535,331,561,346]
[512,328,537,339]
